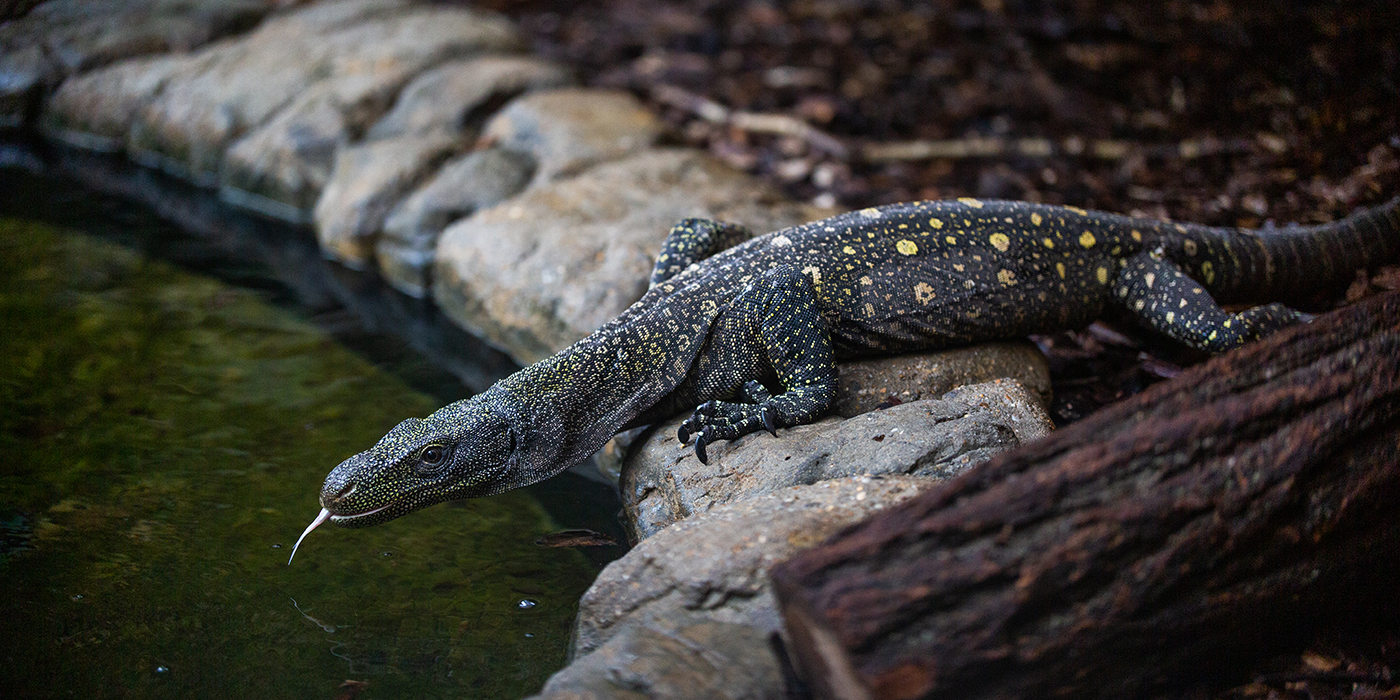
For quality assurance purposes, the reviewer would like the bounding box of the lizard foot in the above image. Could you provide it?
[677,399,781,464]
[678,381,795,463]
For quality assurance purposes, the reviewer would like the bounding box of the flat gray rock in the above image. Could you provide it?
[433,147,830,364]
[126,0,520,184]
[621,381,1050,540]
[314,133,459,266]
[377,147,536,297]
[366,54,571,140]
[481,87,663,183]
[1,0,273,127]
[532,477,931,700]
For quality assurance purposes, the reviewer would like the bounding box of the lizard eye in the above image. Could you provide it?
[418,445,449,471]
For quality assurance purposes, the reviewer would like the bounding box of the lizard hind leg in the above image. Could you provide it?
[677,265,837,463]
[1113,251,1308,352]
[649,218,754,290]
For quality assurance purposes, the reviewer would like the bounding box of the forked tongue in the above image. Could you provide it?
[288,508,331,565]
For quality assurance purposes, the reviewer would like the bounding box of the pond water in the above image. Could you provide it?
[0,154,619,699]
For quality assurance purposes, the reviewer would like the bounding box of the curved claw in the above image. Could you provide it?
[677,424,691,444]
[761,405,778,437]
[695,427,712,464]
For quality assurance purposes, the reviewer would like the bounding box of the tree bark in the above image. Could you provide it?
[770,292,1400,700]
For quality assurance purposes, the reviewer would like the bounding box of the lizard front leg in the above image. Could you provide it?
[649,218,753,290]
[1113,250,1307,352]
[678,264,837,463]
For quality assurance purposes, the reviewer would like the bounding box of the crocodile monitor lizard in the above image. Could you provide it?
[289,196,1400,560]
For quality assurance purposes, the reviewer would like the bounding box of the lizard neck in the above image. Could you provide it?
[493,290,725,481]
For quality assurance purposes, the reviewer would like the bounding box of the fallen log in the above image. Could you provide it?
[770,291,1400,700]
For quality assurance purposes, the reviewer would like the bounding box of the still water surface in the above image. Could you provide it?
[0,218,601,698]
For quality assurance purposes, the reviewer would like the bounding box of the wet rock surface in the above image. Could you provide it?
[622,379,1048,541]
[434,147,828,363]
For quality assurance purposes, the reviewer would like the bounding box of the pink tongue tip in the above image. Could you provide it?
[288,508,331,565]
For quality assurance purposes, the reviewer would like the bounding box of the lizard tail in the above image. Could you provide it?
[1168,196,1400,304]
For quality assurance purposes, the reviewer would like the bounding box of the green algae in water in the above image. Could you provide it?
[0,220,597,699]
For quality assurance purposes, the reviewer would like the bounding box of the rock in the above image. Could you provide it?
[1,0,274,127]
[126,0,521,184]
[532,477,931,700]
[377,147,535,297]
[219,70,420,221]
[40,52,207,152]
[433,147,830,364]
[833,341,1052,417]
[220,54,557,223]
[314,133,459,267]
[366,55,571,140]
[481,88,664,183]
[621,383,1047,540]
[529,610,784,700]
[942,378,1055,444]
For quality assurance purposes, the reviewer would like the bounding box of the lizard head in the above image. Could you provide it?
[287,391,530,564]
[324,393,525,522]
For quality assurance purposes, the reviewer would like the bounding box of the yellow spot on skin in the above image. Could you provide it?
[1056,262,1066,278]
[1030,212,1043,226]
[1079,231,1097,248]
[1166,311,1175,323]
[802,265,822,288]
[1042,237,1054,249]
[896,239,919,255]
[1183,239,1198,256]
[864,302,876,317]
[913,282,935,304]
[964,280,976,289]
[929,217,944,229]
[842,245,856,255]
[945,235,957,245]
[772,235,792,247]
[898,223,908,229]
[1209,330,1218,341]
[1144,272,1156,288]
[1201,261,1216,285]
[953,263,965,272]
[1131,230,1142,242]
[997,269,1017,286]
[1096,267,1109,284]
[988,233,1010,252]
[958,197,984,208]
[1066,206,1088,216]
[860,276,873,285]
[1135,300,1145,311]
[860,207,882,218]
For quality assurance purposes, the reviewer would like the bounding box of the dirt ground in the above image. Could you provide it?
[454,1,1400,697]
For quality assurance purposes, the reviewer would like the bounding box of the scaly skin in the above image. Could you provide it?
[307,196,1400,532]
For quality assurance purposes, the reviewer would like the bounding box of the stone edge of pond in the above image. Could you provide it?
[4,2,1058,698]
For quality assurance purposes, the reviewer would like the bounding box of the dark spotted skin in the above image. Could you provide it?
[315,196,1400,527]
